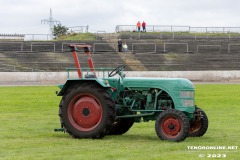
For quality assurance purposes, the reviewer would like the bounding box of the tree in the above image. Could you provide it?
[52,24,69,39]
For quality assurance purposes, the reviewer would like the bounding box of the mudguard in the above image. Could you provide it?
[57,79,111,96]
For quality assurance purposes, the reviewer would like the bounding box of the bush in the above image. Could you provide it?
[52,24,69,39]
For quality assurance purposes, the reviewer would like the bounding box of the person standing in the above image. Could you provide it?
[122,42,128,54]
[142,21,146,32]
[117,39,122,52]
[137,21,141,32]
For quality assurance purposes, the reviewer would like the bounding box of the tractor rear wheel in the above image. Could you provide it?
[155,109,190,142]
[108,119,134,135]
[59,83,115,139]
[189,107,208,137]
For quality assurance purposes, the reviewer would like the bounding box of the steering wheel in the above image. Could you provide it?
[109,65,125,77]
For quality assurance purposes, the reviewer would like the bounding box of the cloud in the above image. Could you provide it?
[0,0,240,34]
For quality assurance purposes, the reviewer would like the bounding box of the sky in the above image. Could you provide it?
[0,0,240,34]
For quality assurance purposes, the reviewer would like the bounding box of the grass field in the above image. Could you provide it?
[0,84,239,160]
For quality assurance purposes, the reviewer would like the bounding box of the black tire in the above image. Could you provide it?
[108,119,134,135]
[189,107,208,137]
[59,82,115,139]
[155,109,190,142]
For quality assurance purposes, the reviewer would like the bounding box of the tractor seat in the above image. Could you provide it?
[85,74,96,78]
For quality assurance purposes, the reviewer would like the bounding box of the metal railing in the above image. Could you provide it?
[116,25,240,33]
[93,43,117,53]
[190,27,240,33]
[164,43,189,53]
[68,25,89,33]
[228,43,240,53]
[120,32,240,40]
[132,43,156,53]
[66,68,114,79]
[197,45,221,53]
[2,41,240,54]
[0,42,23,51]
[30,42,55,52]
[62,43,86,52]
[0,34,25,40]
[116,25,190,32]
[24,34,52,41]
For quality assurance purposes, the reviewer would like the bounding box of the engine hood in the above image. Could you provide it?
[123,77,194,91]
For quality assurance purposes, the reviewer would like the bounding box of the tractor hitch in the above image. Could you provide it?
[54,128,65,132]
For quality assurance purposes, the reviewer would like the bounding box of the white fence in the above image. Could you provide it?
[197,45,222,53]
[30,42,55,52]
[1,71,240,85]
[1,42,240,54]
[164,43,189,53]
[132,43,156,53]
[0,34,25,40]
[61,43,86,52]
[68,25,89,33]
[93,43,117,53]
[228,43,240,53]
[24,34,52,41]
[116,25,240,33]
[0,42,23,51]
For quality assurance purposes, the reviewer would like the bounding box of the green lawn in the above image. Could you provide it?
[0,85,239,160]
[57,33,96,40]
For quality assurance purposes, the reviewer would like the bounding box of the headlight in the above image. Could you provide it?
[105,80,109,85]
[180,91,194,98]
[182,100,194,106]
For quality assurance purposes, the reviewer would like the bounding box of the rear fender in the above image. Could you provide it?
[57,79,110,96]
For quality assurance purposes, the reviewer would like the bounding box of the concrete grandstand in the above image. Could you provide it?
[1,32,240,72]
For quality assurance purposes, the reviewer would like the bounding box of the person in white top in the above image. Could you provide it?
[122,42,128,54]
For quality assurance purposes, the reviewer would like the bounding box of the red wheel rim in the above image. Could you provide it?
[189,117,201,134]
[161,116,181,138]
[68,94,102,131]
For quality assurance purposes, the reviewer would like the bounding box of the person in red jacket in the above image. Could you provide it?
[142,21,146,32]
[137,21,141,32]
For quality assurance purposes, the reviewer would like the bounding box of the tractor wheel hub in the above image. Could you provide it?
[82,108,90,116]
[71,96,102,130]
[168,123,175,130]
[163,117,181,136]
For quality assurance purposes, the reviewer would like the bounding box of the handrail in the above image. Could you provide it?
[0,34,25,37]
[116,25,240,33]
[66,68,115,79]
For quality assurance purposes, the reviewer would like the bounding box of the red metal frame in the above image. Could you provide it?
[69,45,96,78]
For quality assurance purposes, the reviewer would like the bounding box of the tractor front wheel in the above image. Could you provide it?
[59,83,115,139]
[155,109,190,142]
[189,107,208,137]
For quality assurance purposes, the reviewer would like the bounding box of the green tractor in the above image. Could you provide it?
[55,45,208,142]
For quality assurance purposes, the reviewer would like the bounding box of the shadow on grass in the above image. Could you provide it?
[52,132,159,142]
[107,133,159,142]
[51,131,213,143]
